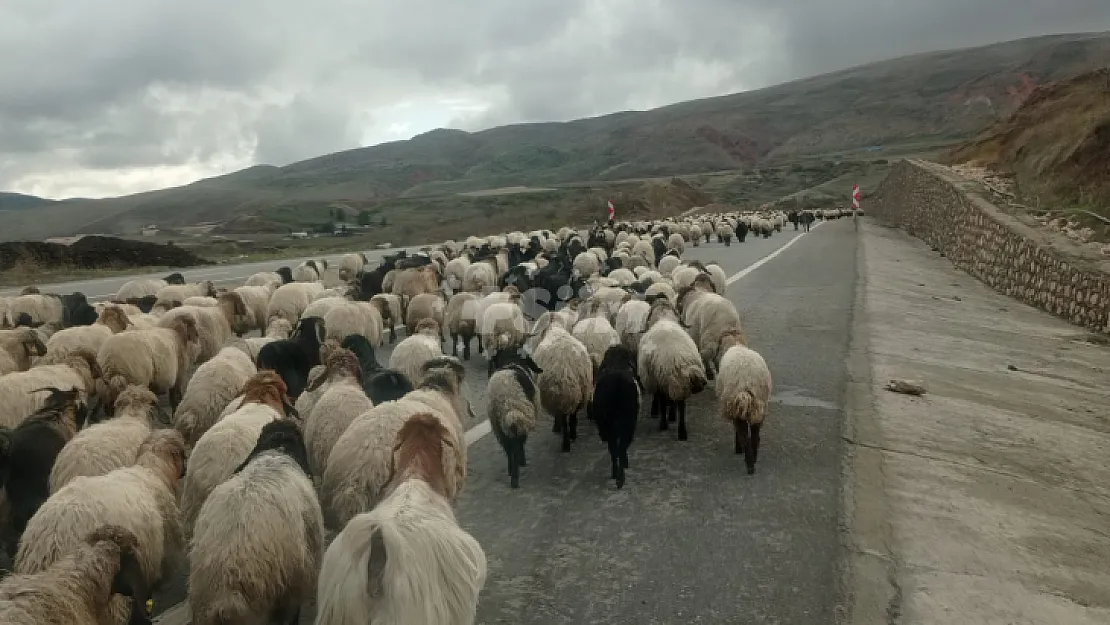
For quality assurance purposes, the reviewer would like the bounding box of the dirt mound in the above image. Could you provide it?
[946,68,1110,210]
[0,236,209,272]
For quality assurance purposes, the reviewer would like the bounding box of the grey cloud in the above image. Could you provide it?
[2,0,1110,197]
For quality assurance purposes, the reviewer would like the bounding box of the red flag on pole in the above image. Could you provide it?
[607,199,615,220]
[851,184,860,209]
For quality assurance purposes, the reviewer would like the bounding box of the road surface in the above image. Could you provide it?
[0,246,418,302]
[73,221,855,625]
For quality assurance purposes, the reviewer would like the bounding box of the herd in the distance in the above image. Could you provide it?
[0,206,851,624]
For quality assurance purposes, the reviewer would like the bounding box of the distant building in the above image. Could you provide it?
[290,231,310,239]
[141,224,159,236]
[45,235,85,245]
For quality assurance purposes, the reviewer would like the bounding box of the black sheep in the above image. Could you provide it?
[163,272,186,285]
[257,317,326,399]
[338,334,413,404]
[0,387,88,556]
[588,345,641,489]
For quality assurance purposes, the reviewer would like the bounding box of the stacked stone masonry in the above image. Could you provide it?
[869,159,1110,334]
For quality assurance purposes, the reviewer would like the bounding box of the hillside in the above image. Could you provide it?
[0,192,55,211]
[947,67,1110,213]
[5,31,1110,242]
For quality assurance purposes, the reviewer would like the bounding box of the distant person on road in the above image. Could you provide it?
[788,210,799,230]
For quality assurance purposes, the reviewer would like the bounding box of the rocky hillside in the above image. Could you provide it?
[947,67,1110,213]
[6,31,1110,242]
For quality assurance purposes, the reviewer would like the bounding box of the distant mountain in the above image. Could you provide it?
[0,192,56,211]
[6,31,1110,241]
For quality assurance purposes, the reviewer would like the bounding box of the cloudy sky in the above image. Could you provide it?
[2,0,1108,200]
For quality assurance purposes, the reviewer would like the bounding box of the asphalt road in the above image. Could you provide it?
[0,246,418,302]
[142,219,857,624]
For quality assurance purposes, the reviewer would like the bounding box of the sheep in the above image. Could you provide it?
[303,348,374,478]
[444,291,480,360]
[0,524,148,625]
[153,281,216,311]
[487,351,543,489]
[338,252,368,281]
[614,299,651,355]
[0,327,47,375]
[8,292,98,335]
[573,251,600,278]
[368,293,403,344]
[324,299,384,345]
[405,292,446,339]
[224,336,276,363]
[388,318,444,387]
[392,265,440,316]
[340,334,414,406]
[571,316,620,375]
[38,305,130,366]
[644,281,676,306]
[190,420,323,625]
[532,325,593,452]
[706,263,728,296]
[314,414,487,625]
[0,349,100,429]
[444,256,471,292]
[173,346,258,450]
[97,315,199,411]
[638,297,708,441]
[606,267,636,287]
[266,316,293,338]
[717,223,734,245]
[257,316,327,400]
[14,430,186,625]
[267,281,326,324]
[527,308,577,352]
[181,296,217,307]
[321,357,471,530]
[677,276,746,379]
[115,273,185,301]
[179,371,294,538]
[243,269,289,288]
[157,296,242,363]
[689,224,702,246]
[1,387,88,555]
[657,254,681,277]
[302,295,350,321]
[716,344,772,474]
[479,301,527,375]
[462,260,497,293]
[292,260,322,282]
[588,345,642,488]
[48,385,159,493]
[666,232,685,255]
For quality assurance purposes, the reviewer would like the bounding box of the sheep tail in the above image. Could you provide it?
[105,373,130,407]
[502,410,530,437]
[315,516,384,623]
[689,367,708,394]
[720,390,754,424]
[207,590,252,625]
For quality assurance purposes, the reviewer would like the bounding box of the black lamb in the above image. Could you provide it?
[588,345,641,489]
[257,316,326,399]
[338,334,413,404]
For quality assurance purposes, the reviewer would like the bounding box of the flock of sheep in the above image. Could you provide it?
[0,207,844,624]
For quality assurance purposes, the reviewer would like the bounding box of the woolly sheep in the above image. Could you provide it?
[717,223,734,245]
[157,301,239,364]
[572,252,600,278]
[716,344,772,474]
[444,256,471,292]
[462,260,497,294]
[292,260,322,282]
[324,299,384,345]
[479,301,526,373]
[571,317,620,374]
[173,346,258,450]
[8,292,98,336]
[321,358,470,530]
[243,270,284,288]
[637,298,707,441]
[405,293,446,339]
[38,305,130,366]
[370,293,403,344]
[689,224,702,246]
[338,252,367,281]
[0,327,47,375]
[644,281,676,306]
[704,263,728,296]
[231,284,275,335]
[0,524,148,625]
[179,371,292,537]
[98,315,199,410]
[606,267,636,287]
[267,282,326,324]
[666,232,684,255]
[444,291,480,360]
[190,420,323,625]
[15,430,186,625]
[0,349,100,429]
[302,349,374,479]
[678,277,746,379]
[614,299,651,355]
[314,467,486,625]
[532,325,593,452]
[153,281,216,311]
[302,295,349,321]
[48,385,159,493]
[392,266,440,314]
[487,352,543,489]
[657,254,681,276]
[389,319,444,387]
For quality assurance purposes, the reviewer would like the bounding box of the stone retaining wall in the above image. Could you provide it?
[868,159,1110,334]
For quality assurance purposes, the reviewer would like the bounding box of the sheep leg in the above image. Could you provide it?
[518,437,528,467]
[389,323,397,343]
[677,401,688,441]
[667,400,677,423]
[703,357,716,381]
[552,416,561,433]
[560,415,572,452]
[508,444,520,489]
[734,421,746,454]
[650,391,661,417]
[462,337,472,361]
[746,423,761,475]
[619,441,630,469]
[450,333,459,356]
[477,334,484,354]
[657,395,669,431]
[569,412,578,441]
[608,437,624,488]
[168,385,182,412]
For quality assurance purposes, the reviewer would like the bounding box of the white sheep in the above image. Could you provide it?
[153,281,216,311]
[444,291,480,360]
[14,430,187,625]
[573,252,600,278]
[658,254,681,276]
[0,327,47,375]
[267,282,326,324]
[302,349,374,479]
[324,299,384,345]
[115,278,168,301]
[243,271,284,288]
[0,349,101,429]
[462,260,497,293]
[637,298,707,441]
[232,284,276,335]
[571,317,620,374]
[679,275,746,379]
[606,267,636,287]
[49,385,160,493]
[716,344,772,474]
[532,325,593,453]
[97,315,199,410]
[370,293,403,344]
[404,292,446,338]
[173,346,258,450]
[321,358,470,530]
[189,420,323,625]
[614,299,651,355]
[479,301,526,365]
[156,300,239,364]
[487,357,542,489]
[706,263,728,295]
[38,305,130,366]
[179,371,291,538]
[388,319,444,387]
[338,252,367,281]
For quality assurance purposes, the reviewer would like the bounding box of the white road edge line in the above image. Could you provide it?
[725,221,822,286]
